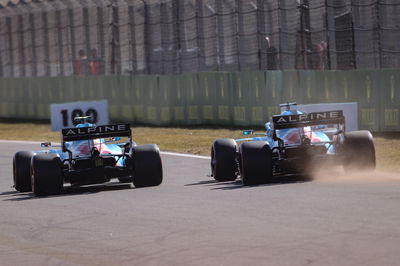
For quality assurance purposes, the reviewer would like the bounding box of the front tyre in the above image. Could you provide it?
[342,130,376,171]
[31,154,64,196]
[131,144,163,188]
[13,151,34,192]
[240,141,272,186]
[211,138,238,181]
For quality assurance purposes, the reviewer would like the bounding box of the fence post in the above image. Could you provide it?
[128,4,137,74]
[215,0,225,71]
[376,0,382,69]
[195,0,206,71]
[110,0,121,75]
[67,6,76,75]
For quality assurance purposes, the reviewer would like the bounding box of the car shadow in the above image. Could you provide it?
[64,183,133,195]
[2,182,133,201]
[185,180,221,186]
[187,175,311,190]
[0,190,21,196]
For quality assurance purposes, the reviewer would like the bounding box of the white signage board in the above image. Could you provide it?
[50,100,109,131]
[282,102,358,132]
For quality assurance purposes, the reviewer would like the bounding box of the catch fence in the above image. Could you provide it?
[0,0,399,77]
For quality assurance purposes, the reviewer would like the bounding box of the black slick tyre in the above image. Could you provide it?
[239,141,272,186]
[343,130,376,171]
[118,177,132,183]
[13,151,34,192]
[211,138,238,181]
[131,144,163,188]
[31,154,64,196]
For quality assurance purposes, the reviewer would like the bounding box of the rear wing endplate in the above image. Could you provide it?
[271,110,344,130]
[62,124,131,142]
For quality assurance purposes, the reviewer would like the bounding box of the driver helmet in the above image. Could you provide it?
[76,122,94,128]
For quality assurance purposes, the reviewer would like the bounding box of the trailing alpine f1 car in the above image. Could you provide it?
[13,117,163,196]
[211,103,376,185]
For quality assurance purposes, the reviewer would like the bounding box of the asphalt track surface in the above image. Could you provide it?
[1,141,400,266]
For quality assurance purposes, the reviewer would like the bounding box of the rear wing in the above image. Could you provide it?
[271,110,344,130]
[61,124,131,142]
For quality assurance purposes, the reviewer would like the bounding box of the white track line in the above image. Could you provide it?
[0,139,46,145]
[0,139,211,160]
[160,151,210,160]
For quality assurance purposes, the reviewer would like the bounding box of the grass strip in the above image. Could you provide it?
[0,123,399,171]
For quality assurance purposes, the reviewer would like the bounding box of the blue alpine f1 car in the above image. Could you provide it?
[13,117,163,196]
[211,103,376,185]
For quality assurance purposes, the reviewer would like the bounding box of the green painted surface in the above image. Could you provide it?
[0,70,399,131]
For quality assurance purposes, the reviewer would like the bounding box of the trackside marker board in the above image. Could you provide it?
[282,102,358,132]
[50,100,109,131]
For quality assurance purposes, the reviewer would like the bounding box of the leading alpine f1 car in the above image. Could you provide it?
[211,103,376,185]
[13,117,163,196]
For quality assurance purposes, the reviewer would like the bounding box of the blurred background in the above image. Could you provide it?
[0,0,399,77]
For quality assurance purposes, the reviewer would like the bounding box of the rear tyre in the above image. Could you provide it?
[118,177,132,183]
[31,154,64,196]
[132,144,163,188]
[240,141,272,186]
[342,130,376,171]
[211,138,238,181]
[13,151,34,192]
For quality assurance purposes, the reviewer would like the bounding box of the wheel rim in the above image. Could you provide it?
[30,166,35,192]
[211,148,216,176]
[12,159,16,186]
